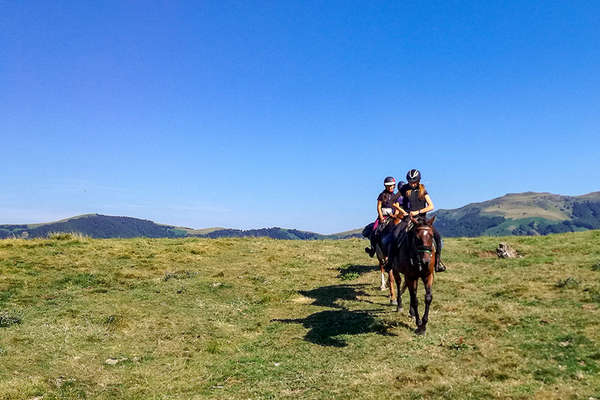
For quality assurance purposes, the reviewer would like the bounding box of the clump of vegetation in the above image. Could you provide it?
[337,264,361,280]
[56,273,104,289]
[0,311,22,327]
[591,262,600,271]
[555,277,579,288]
[163,270,197,281]
[340,271,359,281]
[47,231,89,240]
[102,314,126,330]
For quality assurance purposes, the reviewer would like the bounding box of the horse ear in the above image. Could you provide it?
[427,216,436,226]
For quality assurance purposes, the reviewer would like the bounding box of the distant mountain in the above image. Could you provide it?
[1,191,598,240]
[0,214,190,239]
[0,214,352,240]
[433,191,600,237]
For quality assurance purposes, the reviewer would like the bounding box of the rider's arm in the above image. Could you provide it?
[413,194,434,216]
[377,200,385,221]
[393,201,408,218]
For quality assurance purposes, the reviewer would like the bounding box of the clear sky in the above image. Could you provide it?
[2,1,599,233]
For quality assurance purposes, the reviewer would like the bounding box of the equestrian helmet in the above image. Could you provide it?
[406,169,421,183]
[384,176,396,186]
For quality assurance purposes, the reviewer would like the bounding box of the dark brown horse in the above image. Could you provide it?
[372,216,407,304]
[389,216,436,335]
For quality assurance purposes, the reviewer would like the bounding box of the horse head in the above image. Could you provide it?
[411,216,436,272]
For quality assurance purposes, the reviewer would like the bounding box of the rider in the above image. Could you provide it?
[365,176,397,257]
[397,169,446,272]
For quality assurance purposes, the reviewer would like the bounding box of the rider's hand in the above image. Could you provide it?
[379,216,386,223]
[410,211,419,217]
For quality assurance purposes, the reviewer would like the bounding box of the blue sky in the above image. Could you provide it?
[2,1,599,233]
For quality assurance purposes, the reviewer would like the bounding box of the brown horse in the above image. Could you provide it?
[373,216,407,305]
[390,216,436,335]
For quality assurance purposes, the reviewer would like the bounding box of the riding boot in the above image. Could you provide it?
[434,249,446,272]
[434,256,446,272]
[365,233,376,257]
[364,245,376,258]
[433,231,446,272]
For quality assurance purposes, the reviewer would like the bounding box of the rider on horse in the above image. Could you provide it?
[397,169,446,272]
[365,176,400,257]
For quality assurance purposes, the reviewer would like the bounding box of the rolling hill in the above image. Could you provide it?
[0,214,190,239]
[0,214,346,240]
[0,191,598,239]
[433,191,600,237]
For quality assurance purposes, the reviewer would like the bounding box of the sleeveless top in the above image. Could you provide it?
[400,184,428,212]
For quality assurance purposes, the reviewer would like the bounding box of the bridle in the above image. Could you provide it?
[415,227,433,254]
[411,225,433,272]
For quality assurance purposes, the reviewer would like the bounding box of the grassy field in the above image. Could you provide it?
[1,231,599,399]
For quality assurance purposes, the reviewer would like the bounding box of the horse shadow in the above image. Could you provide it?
[336,264,379,280]
[298,283,376,308]
[274,309,394,347]
[273,283,397,347]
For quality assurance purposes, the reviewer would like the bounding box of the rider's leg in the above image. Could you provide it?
[365,208,393,257]
[433,229,446,272]
[365,220,379,257]
[365,231,377,257]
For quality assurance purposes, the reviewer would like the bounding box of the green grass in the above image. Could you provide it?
[1,231,599,399]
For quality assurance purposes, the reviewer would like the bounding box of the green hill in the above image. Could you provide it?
[434,191,600,237]
[0,214,339,240]
[0,214,189,239]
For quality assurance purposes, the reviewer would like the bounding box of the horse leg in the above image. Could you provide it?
[379,260,387,291]
[408,279,420,328]
[376,246,387,291]
[416,273,434,336]
[393,269,403,311]
[388,267,397,305]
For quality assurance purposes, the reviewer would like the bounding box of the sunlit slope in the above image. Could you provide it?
[1,231,599,399]
[434,191,600,236]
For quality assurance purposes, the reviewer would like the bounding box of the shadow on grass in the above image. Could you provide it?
[298,283,374,308]
[273,309,394,347]
[273,283,398,347]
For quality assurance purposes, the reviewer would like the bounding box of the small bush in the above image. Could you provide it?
[47,232,89,240]
[103,314,127,330]
[163,270,197,281]
[340,271,360,281]
[555,277,579,289]
[337,264,362,281]
[57,273,103,288]
[0,311,22,328]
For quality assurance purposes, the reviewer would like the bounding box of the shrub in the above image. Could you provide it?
[0,311,22,328]
[47,232,89,240]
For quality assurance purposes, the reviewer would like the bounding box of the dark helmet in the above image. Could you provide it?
[384,176,396,186]
[397,180,406,190]
[406,169,421,183]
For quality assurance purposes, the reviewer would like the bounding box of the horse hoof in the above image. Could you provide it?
[390,299,398,306]
[396,304,403,312]
[380,286,387,291]
[409,310,415,318]
[415,327,426,336]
